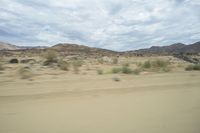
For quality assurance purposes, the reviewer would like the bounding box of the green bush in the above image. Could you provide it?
[151,60,169,68]
[121,66,132,74]
[185,64,200,71]
[141,60,170,72]
[112,67,122,74]
[142,61,151,68]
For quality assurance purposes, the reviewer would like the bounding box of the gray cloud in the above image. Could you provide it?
[0,0,199,51]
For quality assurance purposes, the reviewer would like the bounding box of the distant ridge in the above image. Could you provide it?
[0,42,48,50]
[51,43,121,56]
[0,41,20,50]
[0,41,200,56]
[132,41,200,55]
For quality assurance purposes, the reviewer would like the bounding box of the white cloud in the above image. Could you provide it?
[0,0,199,51]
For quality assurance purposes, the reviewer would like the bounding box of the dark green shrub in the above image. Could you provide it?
[185,64,200,71]
[9,58,19,64]
[0,63,4,71]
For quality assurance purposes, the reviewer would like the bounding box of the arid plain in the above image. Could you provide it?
[0,53,200,133]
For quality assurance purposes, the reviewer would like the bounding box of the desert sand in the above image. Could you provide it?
[0,66,200,133]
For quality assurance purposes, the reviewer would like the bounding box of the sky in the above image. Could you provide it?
[0,0,200,51]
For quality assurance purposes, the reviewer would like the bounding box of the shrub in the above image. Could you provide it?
[151,60,169,68]
[141,60,170,72]
[72,60,83,74]
[97,58,104,64]
[122,62,130,67]
[43,50,58,65]
[121,66,132,74]
[142,61,151,68]
[185,64,200,71]
[58,60,70,71]
[0,63,4,71]
[112,67,122,74]
[112,57,118,64]
[97,69,103,75]
[21,59,36,64]
[18,67,33,79]
[132,69,141,75]
[9,58,19,64]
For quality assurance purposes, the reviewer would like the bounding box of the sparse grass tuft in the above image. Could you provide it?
[132,68,141,75]
[97,69,103,75]
[112,57,118,64]
[18,67,33,79]
[72,60,83,74]
[0,63,4,71]
[122,62,130,67]
[185,64,200,71]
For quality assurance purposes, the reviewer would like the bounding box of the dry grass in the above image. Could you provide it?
[18,67,34,79]
[96,69,103,75]
[58,60,70,71]
[43,50,58,65]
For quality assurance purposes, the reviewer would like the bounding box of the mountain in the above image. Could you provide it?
[132,41,200,55]
[51,43,121,56]
[0,42,20,50]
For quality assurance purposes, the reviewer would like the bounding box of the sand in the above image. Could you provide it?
[0,71,200,133]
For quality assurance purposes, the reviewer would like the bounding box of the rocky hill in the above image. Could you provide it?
[51,43,122,56]
[0,42,20,50]
[132,41,200,55]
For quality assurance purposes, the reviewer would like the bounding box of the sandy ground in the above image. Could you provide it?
[0,70,200,133]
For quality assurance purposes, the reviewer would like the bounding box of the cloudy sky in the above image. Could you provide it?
[0,0,200,51]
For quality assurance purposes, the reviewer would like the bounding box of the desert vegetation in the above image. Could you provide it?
[0,63,4,71]
[141,59,171,72]
[58,60,70,71]
[43,50,58,65]
[185,64,200,71]
[97,69,103,75]
[18,66,34,79]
